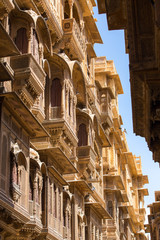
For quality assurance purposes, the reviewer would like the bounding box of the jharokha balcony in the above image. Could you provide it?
[62,18,86,61]
[76,145,97,173]
[10,53,46,121]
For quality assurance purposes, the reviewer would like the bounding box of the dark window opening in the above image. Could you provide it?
[78,123,88,146]
[51,78,62,107]
[15,28,28,54]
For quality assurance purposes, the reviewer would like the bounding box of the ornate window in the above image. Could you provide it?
[15,28,28,54]
[78,123,88,146]
[51,78,62,107]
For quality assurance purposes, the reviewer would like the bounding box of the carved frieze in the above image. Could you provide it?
[0,206,24,234]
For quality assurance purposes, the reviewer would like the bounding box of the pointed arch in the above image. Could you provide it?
[17,151,27,170]
[43,59,51,79]
[71,61,86,108]
[10,9,51,53]
[64,0,70,19]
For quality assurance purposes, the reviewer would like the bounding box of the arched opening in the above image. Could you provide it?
[15,27,28,54]
[72,62,86,109]
[36,16,51,55]
[29,158,41,218]
[78,123,88,146]
[17,152,27,170]
[10,149,27,202]
[64,0,70,19]
[73,4,80,27]
[63,192,70,227]
[51,78,62,107]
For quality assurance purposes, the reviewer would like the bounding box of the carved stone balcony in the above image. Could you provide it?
[62,18,86,61]
[103,174,125,191]
[101,106,113,128]
[10,54,46,109]
[77,146,97,172]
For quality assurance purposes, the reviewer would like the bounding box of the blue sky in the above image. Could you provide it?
[93,5,160,219]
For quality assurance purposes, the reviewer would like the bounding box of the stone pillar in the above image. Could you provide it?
[73,95,77,132]
[65,209,68,227]
[82,222,85,240]
[71,199,76,240]
[61,190,63,221]
[93,225,95,240]
[39,45,43,67]
[60,80,65,118]
[65,83,69,120]
[69,210,71,230]
[56,187,58,219]
[68,0,74,18]
[33,172,37,218]
[28,27,32,53]
[39,174,43,219]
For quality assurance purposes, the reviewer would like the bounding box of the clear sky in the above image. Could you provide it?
[93,4,160,222]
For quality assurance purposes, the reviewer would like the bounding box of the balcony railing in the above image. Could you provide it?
[77,145,97,168]
[48,215,63,236]
[50,106,62,119]
[29,200,33,216]
[101,107,113,127]
[29,201,41,220]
